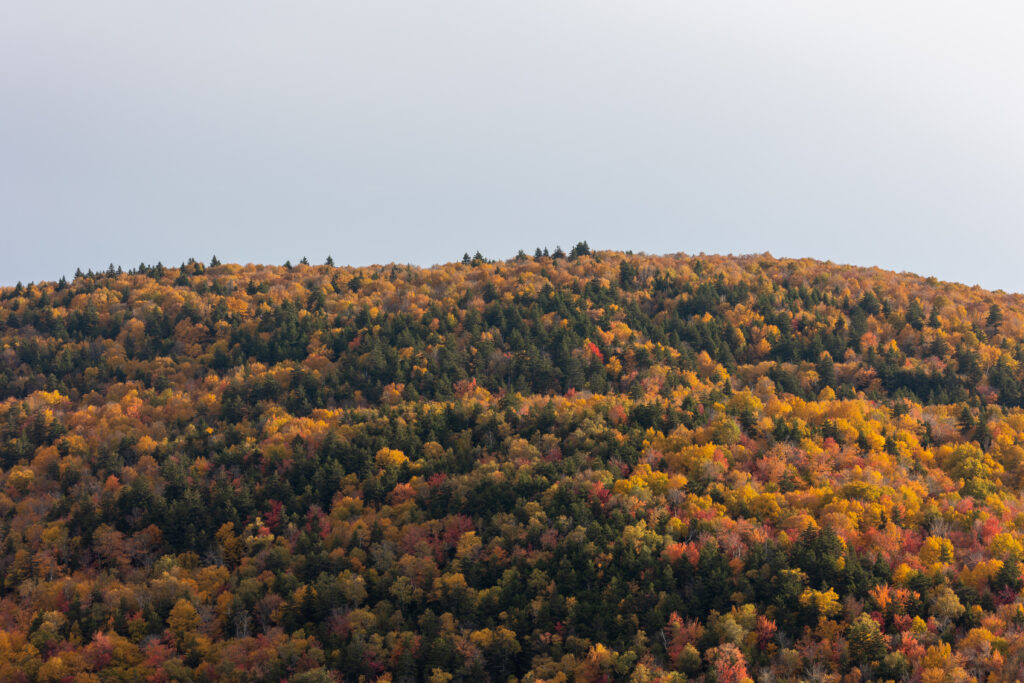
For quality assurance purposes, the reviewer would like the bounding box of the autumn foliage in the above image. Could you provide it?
[3,248,1024,680]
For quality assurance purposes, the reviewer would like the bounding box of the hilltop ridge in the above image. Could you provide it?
[3,249,1022,407]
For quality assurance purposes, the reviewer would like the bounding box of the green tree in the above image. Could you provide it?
[847,613,886,667]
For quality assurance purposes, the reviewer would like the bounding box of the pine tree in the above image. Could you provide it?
[847,613,887,666]
[988,303,1004,330]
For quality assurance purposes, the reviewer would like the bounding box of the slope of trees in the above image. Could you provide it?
[3,248,1024,679]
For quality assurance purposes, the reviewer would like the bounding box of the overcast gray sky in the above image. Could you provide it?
[2,2,1023,290]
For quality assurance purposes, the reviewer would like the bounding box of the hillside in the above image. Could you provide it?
[3,249,1024,680]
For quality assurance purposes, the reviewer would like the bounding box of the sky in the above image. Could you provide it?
[2,2,1023,290]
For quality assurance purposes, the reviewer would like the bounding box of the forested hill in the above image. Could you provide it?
[3,249,1024,680]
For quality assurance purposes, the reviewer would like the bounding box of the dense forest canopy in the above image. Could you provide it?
[3,247,1024,680]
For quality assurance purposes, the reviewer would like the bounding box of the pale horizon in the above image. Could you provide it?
[3,2,1023,291]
